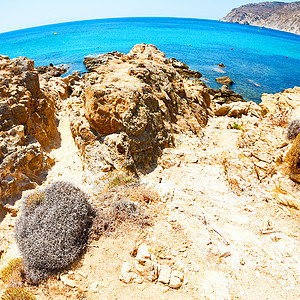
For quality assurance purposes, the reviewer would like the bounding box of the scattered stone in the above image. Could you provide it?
[169,269,184,289]
[60,274,77,288]
[158,265,172,284]
[120,261,135,284]
[136,244,151,263]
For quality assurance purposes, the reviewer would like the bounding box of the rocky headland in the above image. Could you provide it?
[0,44,300,299]
[221,1,300,35]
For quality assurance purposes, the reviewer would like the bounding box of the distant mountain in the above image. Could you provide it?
[221,1,300,35]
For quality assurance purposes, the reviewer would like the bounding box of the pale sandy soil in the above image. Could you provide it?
[1,104,300,299]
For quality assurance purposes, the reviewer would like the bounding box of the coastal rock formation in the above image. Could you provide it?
[221,1,300,35]
[0,55,57,204]
[208,85,244,105]
[71,44,211,172]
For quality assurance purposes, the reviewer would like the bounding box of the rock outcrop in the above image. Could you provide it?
[221,1,300,35]
[70,44,211,173]
[208,85,244,105]
[0,55,57,204]
[260,86,300,114]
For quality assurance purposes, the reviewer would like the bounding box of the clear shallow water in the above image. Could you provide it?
[0,17,299,102]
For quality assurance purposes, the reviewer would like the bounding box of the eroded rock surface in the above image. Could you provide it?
[70,44,212,173]
[0,55,57,203]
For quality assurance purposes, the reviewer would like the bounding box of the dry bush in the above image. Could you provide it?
[267,109,291,127]
[0,258,24,286]
[15,181,94,284]
[286,119,300,140]
[1,287,36,300]
[284,134,300,174]
[91,185,159,240]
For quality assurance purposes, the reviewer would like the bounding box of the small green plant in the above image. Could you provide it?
[0,258,23,284]
[109,174,134,187]
[1,287,36,300]
[231,121,242,130]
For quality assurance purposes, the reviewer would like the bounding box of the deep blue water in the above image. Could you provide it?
[0,17,299,102]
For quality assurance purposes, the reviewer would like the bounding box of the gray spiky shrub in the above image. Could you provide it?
[287,119,300,140]
[15,181,94,284]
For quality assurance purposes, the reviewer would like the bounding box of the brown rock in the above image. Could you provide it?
[215,76,234,86]
[214,101,262,118]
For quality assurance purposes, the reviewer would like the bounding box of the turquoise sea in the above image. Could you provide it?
[0,17,299,102]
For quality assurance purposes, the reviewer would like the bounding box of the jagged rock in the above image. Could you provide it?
[214,101,262,117]
[215,76,234,86]
[0,55,58,204]
[166,58,202,79]
[208,85,244,104]
[36,64,67,79]
[70,44,211,173]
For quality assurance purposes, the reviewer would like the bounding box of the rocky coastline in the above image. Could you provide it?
[1,44,300,299]
[221,1,300,35]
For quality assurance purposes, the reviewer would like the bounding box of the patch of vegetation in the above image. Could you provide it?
[231,121,242,130]
[267,109,291,127]
[108,173,137,188]
[0,258,23,285]
[15,181,94,284]
[91,185,158,240]
[1,287,36,300]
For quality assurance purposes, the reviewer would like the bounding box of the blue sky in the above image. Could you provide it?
[0,0,296,33]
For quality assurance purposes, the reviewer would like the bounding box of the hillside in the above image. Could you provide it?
[1,45,300,299]
[221,1,300,35]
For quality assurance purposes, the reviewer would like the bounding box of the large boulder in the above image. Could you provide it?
[215,76,234,86]
[0,55,57,204]
[70,44,211,173]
